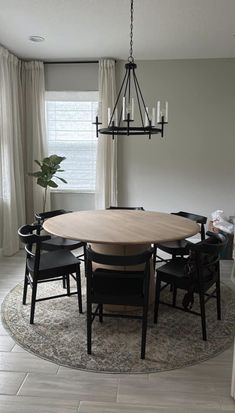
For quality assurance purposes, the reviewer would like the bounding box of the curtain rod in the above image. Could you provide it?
[44,60,99,65]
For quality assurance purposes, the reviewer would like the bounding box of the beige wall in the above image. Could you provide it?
[117,59,235,220]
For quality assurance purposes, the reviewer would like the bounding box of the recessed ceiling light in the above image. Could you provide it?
[29,35,45,42]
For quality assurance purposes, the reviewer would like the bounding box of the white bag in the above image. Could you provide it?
[211,210,234,234]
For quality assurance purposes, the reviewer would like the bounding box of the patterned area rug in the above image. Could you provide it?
[1,279,235,373]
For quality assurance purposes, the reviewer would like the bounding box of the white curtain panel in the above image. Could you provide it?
[0,46,26,255]
[0,45,47,255]
[21,61,48,222]
[95,59,117,209]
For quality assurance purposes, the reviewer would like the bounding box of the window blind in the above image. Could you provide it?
[46,91,98,192]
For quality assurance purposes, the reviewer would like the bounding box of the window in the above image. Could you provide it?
[45,91,98,192]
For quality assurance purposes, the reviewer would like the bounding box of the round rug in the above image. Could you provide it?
[1,280,235,373]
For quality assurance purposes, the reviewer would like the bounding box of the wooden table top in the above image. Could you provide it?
[43,210,199,245]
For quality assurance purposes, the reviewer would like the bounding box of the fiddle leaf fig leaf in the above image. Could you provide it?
[28,154,67,212]
[37,177,48,188]
[55,176,67,184]
[48,180,58,188]
[34,160,41,167]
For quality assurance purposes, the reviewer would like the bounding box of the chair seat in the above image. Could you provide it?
[157,239,189,255]
[156,211,207,262]
[157,259,191,289]
[158,258,217,292]
[27,250,80,279]
[41,236,84,252]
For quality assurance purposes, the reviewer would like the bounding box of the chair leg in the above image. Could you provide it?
[76,267,83,313]
[199,289,207,341]
[141,303,148,359]
[30,279,38,324]
[99,304,103,323]
[83,244,87,272]
[201,223,205,241]
[169,256,177,292]
[22,269,29,305]
[62,275,66,289]
[154,276,161,324]
[216,279,221,320]
[66,274,71,296]
[87,301,92,354]
[153,245,157,271]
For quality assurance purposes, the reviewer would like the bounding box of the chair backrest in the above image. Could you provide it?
[35,209,70,223]
[172,211,207,240]
[86,246,153,303]
[18,224,51,271]
[18,224,40,247]
[86,246,153,267]
[107,206,145,211]
[186,232,227,286]
[34,209,72,235]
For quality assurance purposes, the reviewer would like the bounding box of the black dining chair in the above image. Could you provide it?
[34,209,86,264]
[86,246,153,359]
[154,232,227,340]
[18,223,83,324]
[154,211,207,265]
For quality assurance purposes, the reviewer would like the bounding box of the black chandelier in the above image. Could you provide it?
[94,0,168,139]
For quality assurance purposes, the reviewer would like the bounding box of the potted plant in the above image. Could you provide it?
[28,154,67,212]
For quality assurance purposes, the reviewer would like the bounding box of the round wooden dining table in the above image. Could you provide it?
[43,209,199,245]
[43,209,199,309]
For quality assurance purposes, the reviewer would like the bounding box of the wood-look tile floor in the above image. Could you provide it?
[0,251,234,412]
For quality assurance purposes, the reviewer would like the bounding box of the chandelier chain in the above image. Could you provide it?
[129,0,134,62]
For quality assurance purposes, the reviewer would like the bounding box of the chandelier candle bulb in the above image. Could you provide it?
[107,107,111,125]
[126,102,131,115]
[122,97,126,120]
[152,107,156,126]
[157,101,161,123]
[131,97,134,120]
[144,107,149,127]
[165,101,168,122]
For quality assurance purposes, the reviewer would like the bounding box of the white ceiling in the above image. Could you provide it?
[0,0,235,61]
